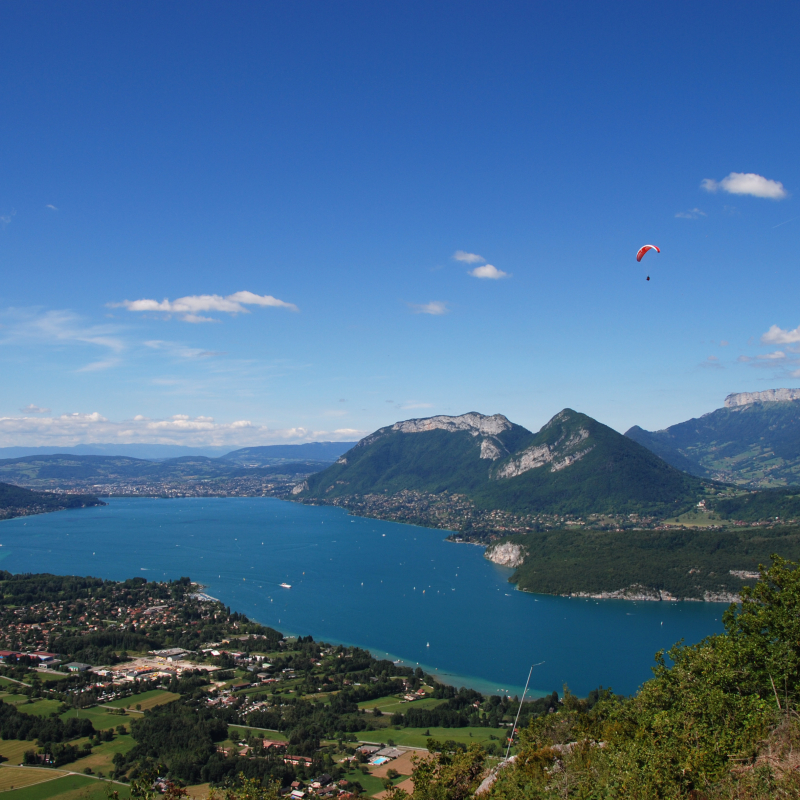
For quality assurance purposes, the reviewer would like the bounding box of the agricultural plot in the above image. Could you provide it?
[0,765,70,792]
[103,689,180,711]
[0,739,39,765]
[372,726,504,749]
[59,706,126,730]
[70,732,136,775]
[0,773,130,800]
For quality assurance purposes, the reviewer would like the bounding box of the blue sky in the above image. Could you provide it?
[1,1,799,447]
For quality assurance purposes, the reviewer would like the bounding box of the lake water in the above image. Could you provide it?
[0,497,726,697]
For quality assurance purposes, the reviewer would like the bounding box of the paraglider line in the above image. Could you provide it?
[504,661,544,761]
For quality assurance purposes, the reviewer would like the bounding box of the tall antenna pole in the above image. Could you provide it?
[504,662,543,761]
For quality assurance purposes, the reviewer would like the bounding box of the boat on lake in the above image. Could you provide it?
[280,582,291,588]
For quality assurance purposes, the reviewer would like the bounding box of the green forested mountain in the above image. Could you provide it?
[0,481,103,519]
[489,526,800,599]
[626,396,800,487]
[301,409,710,518]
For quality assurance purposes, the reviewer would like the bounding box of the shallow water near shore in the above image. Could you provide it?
[0,496,726,696]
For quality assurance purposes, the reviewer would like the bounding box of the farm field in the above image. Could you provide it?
[0,765,70,792]
[58,706,126,730]
[0,696,62,717]
[366,726,504,749]
[103,689,180,711]
[70,733,136,775]
[0,773,130,800]
[0,739,39,765]
[358,696,443,714]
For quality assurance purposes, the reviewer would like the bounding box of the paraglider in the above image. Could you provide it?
[636,244,660,262]
[636,244,660,281]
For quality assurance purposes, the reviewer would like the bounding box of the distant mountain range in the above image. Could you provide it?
[0,441,355,463]
[299,409,711,518]
[626,389,800,487]
[0,453,334,490]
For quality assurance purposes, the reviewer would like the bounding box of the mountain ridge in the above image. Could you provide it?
[299,408,712,522]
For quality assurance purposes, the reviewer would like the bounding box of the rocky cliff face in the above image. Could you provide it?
[484,541,525,567]
[724,388,800,407]
[495,427,592,478]
[391,413,512,437]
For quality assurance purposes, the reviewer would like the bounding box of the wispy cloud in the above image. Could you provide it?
[111,291,299,322]
[400,402,434,410]
[0,412,367,447]
[144,340,226,359]
[702,173,788,200]
[20,404,51,414]
[0,309,125,354]
[453,250,485,264]
[46,204,58,211]
[675,208,707,219]
[761,324,800,345]
[0,210,16,229]
[468,264,509,279]
[737,355,752,363]
[409,301,448,315]
[757,350,786,360]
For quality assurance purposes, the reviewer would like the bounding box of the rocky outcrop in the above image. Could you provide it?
[485,542,525,568]
[291,481,308,495]
[480,437,508,460]
[724,388,800,407]
[391,413,513,437]
[495,428,592,478]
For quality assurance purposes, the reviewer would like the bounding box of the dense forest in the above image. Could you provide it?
[493,526,800,599]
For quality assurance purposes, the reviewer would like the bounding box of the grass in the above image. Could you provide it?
[368,726,503,748]
[342,768,390,797]
[37,672,70,684]
[0,697,62,717]
[59,707,125,731]
[70,733,136,775]
[0,739,38,765]
[227,725,286,740]
[358,696,443,714]
[0,773,130,800]
[0,765,70,792]
[103,690,180,711]
[0,678,27,689]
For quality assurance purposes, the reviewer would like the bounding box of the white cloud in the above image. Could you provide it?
[702,173,788,200]
[0,412,367,447]
[761,324,800,345]
[675,208,707,219]
[720,340,729,346]
[20,404,51,414]
[400,402,434,410]
[46,204,58,211]
[453,251,485,264]
[410,301,448,315]
[144,340,225,359]
[112,291,299,322]
[77,359,121,372]
[468,264,509,279]
[737,355,752,363]
[757,350,786,360]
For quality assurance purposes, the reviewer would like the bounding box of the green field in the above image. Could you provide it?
[104,689,180,711]
[366,726,504,749]
[59,706,126,730]
[358,696,443,714]
[227,724,286,740]
[0,696,62,717]
[0,773,130,800]
[342,768,393,797]
[70,732,136,775]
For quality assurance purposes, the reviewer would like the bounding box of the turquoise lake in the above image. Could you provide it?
[0,497,726,697]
